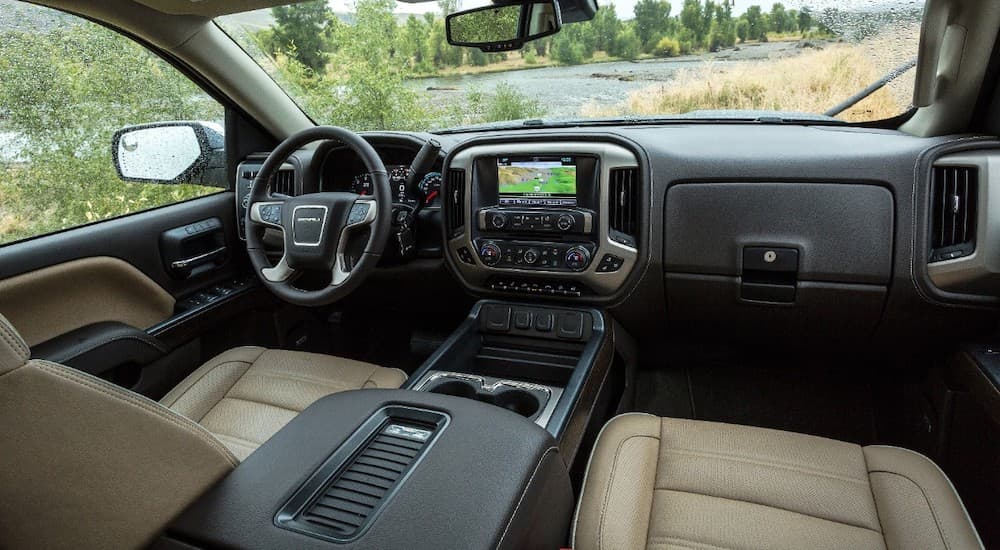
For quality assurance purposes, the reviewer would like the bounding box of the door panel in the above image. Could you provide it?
[0,256,175,347]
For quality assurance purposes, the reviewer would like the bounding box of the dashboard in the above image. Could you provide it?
[320,144,443,207]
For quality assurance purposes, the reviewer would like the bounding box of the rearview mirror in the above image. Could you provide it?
[447,0,562,52]
[112,121,226,187]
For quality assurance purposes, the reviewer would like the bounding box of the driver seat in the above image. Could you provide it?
[0,313,406,549]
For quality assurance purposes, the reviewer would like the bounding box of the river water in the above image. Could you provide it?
[409,42,800,118]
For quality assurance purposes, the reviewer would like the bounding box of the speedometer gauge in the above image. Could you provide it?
[351,173,374,196]
[418,172,442,205]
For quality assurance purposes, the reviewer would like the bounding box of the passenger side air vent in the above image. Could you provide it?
[446,168,466,237]
[273,168,296,196]
[609,167,639,248]
[276,407,447,543]
[930,165,977,262]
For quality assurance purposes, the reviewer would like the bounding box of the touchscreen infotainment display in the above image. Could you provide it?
[497,156,577,206]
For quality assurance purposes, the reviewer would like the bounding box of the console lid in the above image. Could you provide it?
[157,389,573,550]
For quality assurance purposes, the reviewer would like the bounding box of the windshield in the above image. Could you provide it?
[217,0,921,132]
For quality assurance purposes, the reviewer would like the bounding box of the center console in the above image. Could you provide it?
[444,141,643,301]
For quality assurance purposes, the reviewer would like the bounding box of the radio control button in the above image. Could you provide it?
[491,213,507,229]
[557,214,575,231]
[523,248,540,264]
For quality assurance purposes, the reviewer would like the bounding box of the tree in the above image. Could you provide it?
[736,19,749,42]
[590,4,622,52]
[769,3,787,34]
[680,0,707,46]
[271,1,337,73]
[798,6,813,34]
[634,0,671,48]
[744,5,767,41]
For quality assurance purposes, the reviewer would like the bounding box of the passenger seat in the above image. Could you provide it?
[573,414,983,550]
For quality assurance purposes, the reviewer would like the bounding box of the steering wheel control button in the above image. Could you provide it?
[348,202,371,225]
[479,241,502,266]
[556,312,585,340]
[565,246,591,271]
[258,204,282,225]
[484,305,512,332]
[457,247,476,265]
[597,254,625,272]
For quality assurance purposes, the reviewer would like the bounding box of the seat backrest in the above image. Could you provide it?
[0,314,237,549]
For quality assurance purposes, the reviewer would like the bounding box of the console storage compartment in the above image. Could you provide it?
[158,390,573,550]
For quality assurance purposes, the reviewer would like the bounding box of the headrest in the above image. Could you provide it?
[0,314,29,374]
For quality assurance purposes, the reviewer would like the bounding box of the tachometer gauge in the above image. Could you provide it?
[418,172,442,205]
[351,173,374,196]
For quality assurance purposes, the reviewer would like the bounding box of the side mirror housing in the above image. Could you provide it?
[446,0,562,52]
[112,121,226,187]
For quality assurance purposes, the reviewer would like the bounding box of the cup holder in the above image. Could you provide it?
[423,376,545,420]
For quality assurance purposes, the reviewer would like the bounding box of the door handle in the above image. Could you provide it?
[170,246,227,270]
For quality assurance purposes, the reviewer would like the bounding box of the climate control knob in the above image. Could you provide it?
[479,241,502,266]
[556,214,575,231]
[523,248,540,265]
[564,246,591,271]
[491,213,507,229]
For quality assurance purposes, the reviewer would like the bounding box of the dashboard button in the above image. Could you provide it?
[534,313,554,332]
[484,305,511,332]
[513,310,532,329]
[557,312,585,339]
[523,248,540,265]
[557,214,575,231]
[491,213,507,229]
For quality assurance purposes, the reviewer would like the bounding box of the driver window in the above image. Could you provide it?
[0,2,224,246]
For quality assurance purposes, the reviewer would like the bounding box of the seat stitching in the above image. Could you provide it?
[861,449,887,537]
[645,536,733,550]
[655,488,883,534]
[641,418,664,550]
[220,396,303,415]
[0,323,29,358]
[599,434,660,550]
[496,446,559,549]
[868,469,950,549]
[34,361,238,467]
[191,360,262,423]
[212,431,265,447]
[663,448,867,484]
[160,359,255,408]
[42,334,167,362]
[661,447,868,484]
[243,370,360,389]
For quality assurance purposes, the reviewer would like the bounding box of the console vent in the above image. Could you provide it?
[276,407,447,543]
[272,168,296,196]
[609,167,639,247]
[930,165,977,262]
[446,168,466,237]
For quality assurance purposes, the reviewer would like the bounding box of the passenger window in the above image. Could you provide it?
[0,3,225,246]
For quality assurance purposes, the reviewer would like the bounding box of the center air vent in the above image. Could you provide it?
[276,407,447,543]
[609,167,639,247]
[446,169,466,237]
[273,168,296,196]
[930,165,977,262]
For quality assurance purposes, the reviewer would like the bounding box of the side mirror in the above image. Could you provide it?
[447,0,562,52]
[112,121,226,187]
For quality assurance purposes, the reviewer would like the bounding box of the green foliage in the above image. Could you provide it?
[610,27,642,60]
[448,4,521,45]
[655,36,681,57]
[0,20,219,245]
[524,50,539,64]
[633,0,672,48]
[270,1,339,73]
[552,34,585,65]
[798,7,813,34]
[736,19,750,42]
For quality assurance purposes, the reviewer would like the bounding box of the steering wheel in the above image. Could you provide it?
[246,126,391,306]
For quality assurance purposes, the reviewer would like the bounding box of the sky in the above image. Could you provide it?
[324,0,918,20]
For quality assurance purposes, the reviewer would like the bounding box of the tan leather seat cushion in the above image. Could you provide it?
[573,414,984,550]
[161,347,407,459]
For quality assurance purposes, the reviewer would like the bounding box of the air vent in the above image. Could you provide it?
[930,165,977,262]
[609,167,639,247]
[446,169,466,237]
[276,407,447,543]
[273,168,296,196]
